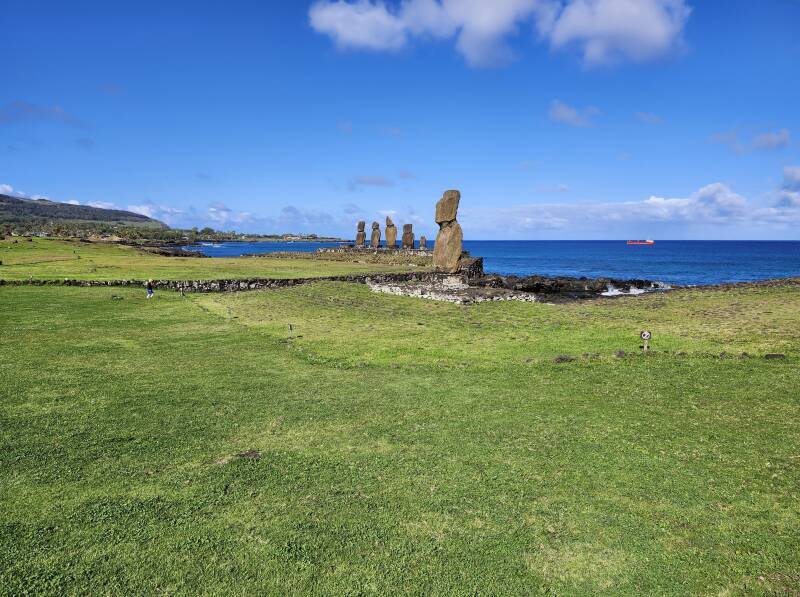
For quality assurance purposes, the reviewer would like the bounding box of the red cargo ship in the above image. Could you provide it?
[627,239,655,245]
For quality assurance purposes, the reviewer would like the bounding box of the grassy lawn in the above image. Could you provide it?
[1,281,798,594]
[0,237,426,280]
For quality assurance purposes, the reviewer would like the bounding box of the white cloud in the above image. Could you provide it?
[205,202,256,227]
[775,167,800,209]
[126,204,157,218]
[752,128,791,151]
[783,166,800,190]
[440,0,548,67]
[309,0,691,68]
[126,203,188,225]
[65,199,81,205]
[309,0,410,51]
[687,183,747,220]
[0,183,29,198]
[549,99,598,127]
[87,201,116,209]
[460,180,800,236]
[710,128,791,153]
[545,0,691,65]
[775,191,800,209]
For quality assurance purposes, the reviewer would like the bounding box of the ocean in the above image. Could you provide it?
[189,240,800,286]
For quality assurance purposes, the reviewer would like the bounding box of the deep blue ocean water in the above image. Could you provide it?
[190,240,800,286]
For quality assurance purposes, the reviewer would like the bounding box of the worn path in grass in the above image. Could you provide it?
[0,237,425,280]
[1,283,799,594]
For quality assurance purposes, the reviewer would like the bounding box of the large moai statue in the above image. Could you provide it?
[370,221,381,248]
[401,224,414,249]
[419,235,427,250]
[432,189,463,272]
[355,221,366,247]
[385,216,398,248]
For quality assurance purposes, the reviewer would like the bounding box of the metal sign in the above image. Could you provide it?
[640,330,651,352]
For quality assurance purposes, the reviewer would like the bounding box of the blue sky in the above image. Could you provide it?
[1,0,799,239]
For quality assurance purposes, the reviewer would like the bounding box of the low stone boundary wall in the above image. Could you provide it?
[0,271,451,293]
[0,256,485,294]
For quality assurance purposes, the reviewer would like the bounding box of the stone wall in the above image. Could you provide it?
[0,271,461,293]
[1,257,484,294]
[0,253,483,292]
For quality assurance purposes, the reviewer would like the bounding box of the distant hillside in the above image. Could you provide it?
[0,194,166,229]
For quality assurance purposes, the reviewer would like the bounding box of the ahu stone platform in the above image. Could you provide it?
[367,276,539,305]
[318,246,433,257]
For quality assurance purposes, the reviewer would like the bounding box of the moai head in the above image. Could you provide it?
[435,190,460,225]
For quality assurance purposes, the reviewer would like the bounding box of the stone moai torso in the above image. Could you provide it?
[370,221,381,248]
[432,190,463,273]
[355,221,366,247]
[401,223,414,249]
[419,235,427,250]
[385,216,398,248]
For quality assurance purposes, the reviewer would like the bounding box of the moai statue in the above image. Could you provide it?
[385,216,398,248]
[419,235,427,250]
[401,223,414,249]
[432,190,463,272]
[355,221,366,247]
[370,221,381,248]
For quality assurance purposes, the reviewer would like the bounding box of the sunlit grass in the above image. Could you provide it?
[0,237,427,280]
[1,281,798,594]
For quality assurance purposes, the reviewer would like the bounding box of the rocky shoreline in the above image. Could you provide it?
[3,273,798,301]
[368,273,669,304]
[474,274,670,299]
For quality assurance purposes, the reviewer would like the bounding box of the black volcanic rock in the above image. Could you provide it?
[472,274,663,298]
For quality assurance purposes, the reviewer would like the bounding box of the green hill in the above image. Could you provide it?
[0,194,166,229]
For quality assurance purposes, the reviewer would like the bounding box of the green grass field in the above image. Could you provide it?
[1,276,799,594]
[0,237,426,280]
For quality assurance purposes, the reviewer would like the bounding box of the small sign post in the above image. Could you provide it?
[640,330,651,352]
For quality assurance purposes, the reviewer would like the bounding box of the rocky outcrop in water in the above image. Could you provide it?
[433,190,463,273]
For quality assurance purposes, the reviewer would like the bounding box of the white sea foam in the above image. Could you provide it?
[602,284,646,296]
